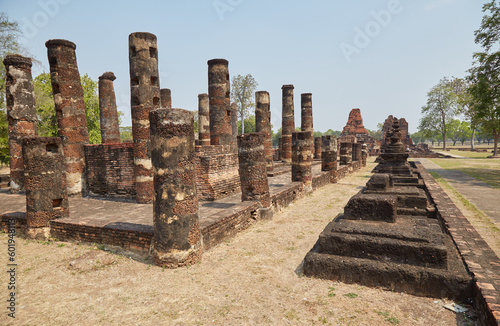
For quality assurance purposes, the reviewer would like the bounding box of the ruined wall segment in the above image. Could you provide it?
[98,72,120,144]
[129,32,161,203]
[150,108,202,268]
[3,54,38,193]
[160,88,171,109]
[46,39,89,196]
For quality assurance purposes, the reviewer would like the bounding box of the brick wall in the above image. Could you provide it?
[84,143,135,197]
[195,145,241,201]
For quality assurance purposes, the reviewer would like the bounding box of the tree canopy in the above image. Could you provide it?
[230,74,257,134]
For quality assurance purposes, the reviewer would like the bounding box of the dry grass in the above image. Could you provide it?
[0,161,478,325]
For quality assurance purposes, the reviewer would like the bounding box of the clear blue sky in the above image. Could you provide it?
[1,0,486,133]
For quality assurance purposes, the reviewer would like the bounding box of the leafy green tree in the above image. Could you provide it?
[237,115,255,134]
[448,119,472,146]
[419,77,461,150]
[272,127,282,147]
[468,0,500,156]
[33,73,57,136]
[231,74,257,134]
[81,74,100,144]
[120,126,132,142]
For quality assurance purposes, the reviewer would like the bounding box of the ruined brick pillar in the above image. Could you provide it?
[160,88,171,109]
[98,72,121,144]
[198,93,210,146]
[277,137,282,161]
[129,32,160,203]
[150,108,202,268]
[314,137,322,160]
[22,137,68,238]
[361,143,368,167]
[208,59,232,146]
[352,143,362,162]
[46,39,89,196]
[281,84,295,163]
[339,142,352,166]
[3,54,38,193]
[301,93,313,134]
[292,131,313,192]
[237,133,272,219]
[255,91,273,172]
[231,102,238,153]
[321,135,337,171]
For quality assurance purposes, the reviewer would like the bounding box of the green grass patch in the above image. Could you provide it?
[429,158,500,189]
[343,292,358,299]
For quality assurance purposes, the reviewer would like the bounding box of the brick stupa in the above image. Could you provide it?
[341,108,369,135]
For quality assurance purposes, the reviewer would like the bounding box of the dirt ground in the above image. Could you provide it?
[0,161,479,325]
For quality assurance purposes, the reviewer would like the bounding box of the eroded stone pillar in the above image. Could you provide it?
[208,59,232,146]
[292,131,313,192]
[150,108,202,268]
[314,137,322,160]
[3,54,38,193]
[321,135,337,171]
[281,84,294,163]
[352,143,362,162]
[237,133,272,219]
[255,91,273,172]
[198,93,210,146]
[129,32,160,203]
[22,137,68,238]
[46,39,89,196]
[98,72,120,144]
[231,102,238,153]
[160,88,171,109]
[340,142,352,166]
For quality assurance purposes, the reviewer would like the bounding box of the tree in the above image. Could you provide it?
[237,115,255,134]
[231,74,257,134]
[448,119,472,146]
[418,78,461,150]
[81,74,100,144]
[467,0,500,156]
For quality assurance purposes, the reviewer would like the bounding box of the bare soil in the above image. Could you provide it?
[1,161,478,325]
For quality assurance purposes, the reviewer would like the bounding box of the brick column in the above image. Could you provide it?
[231,102,238,153]
[352,143,362,162]
[281,84,294,163]
[46,39,89,196]
[129,32,160,203]
[98,72,121,144]
[301,93,313,133]
[237,133,272,219]
[339,142,352,166]
[208,59,232,146]
[150,108,202,268]
[3,54,38,193]
[277,137,282,161]
[321,135,337,171]
[22,137,68,238]
[198,93,210,146]
[255,91,273,172]
[160,88,171,109]
[292,131,313,192]
[361,143,368,167]
[314,136,322,160]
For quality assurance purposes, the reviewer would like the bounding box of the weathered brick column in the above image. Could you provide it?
[237,133,273,219]
[208,59,232,146]
[321,135,337,171]
[3,54,38,193]
[361,143,368,167]
[231,102,238,153]
[339,142,352,166]
[314,137,322,160]
[129,32,161,203]
[255,91,273,172]
[149,108,202,268]
[160,88,171,109]
[46,39,89,196]
[198,93,210,146]
[352,142,362,162]
[292,131,313,192]
[22,137,68,238]
[281,84,295,163]
[277,137,282,161]
[98,72,121,144]
[301,93,313,134]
